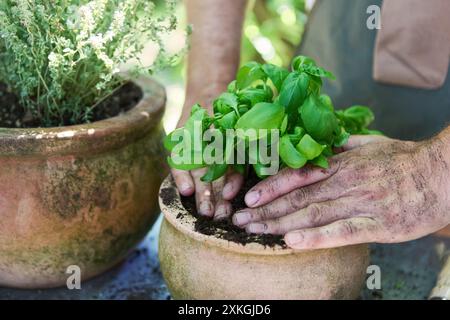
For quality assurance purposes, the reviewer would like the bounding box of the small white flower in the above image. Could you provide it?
[48,52,60,66]
[88,34,105,50]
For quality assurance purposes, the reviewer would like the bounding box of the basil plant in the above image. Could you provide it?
[165,55,381,183]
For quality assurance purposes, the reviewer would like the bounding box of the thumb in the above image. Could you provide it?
[341,135,389,151]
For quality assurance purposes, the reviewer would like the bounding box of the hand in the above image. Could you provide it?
[172,90,244,219]
[232,135,450,249]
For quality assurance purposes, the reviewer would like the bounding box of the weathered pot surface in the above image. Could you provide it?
[158,176,370,300]
[0,78,168,288]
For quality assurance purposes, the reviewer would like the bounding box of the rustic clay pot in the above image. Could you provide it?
[158,176,370,300]
[0,78,168,288]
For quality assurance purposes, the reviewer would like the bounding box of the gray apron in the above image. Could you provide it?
[297,0,450,141]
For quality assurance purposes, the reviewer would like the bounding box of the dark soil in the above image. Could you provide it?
[0,82,142,128]
[161,173,286,248]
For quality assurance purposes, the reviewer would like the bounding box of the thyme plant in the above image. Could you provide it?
[0,0,181,127]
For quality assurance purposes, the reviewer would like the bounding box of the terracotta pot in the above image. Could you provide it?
[158,176,370,300]
[0,78,168,288]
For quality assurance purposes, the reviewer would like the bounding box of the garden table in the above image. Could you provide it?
[0,216,448,300]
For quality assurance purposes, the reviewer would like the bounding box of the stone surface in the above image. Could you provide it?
[0,215,448,300]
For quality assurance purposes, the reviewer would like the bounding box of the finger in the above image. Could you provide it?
[342,135,389,151]
[171,168,195,196]
[191,168,214,217]
[222,172,244,201]
[244,200,355,235]
[284,217,380,250]
[212,177,233,221]
[234,184,336,227]
[244,163,339,208]
[213,199,233,221]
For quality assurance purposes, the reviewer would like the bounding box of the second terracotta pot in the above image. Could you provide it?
[158,176,370,300]
[0,78,168,288]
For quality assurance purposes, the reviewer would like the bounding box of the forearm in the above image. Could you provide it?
[180,0,247,123]
[436,126,450,147]
[429,126,450,168]
[426,126,450,215]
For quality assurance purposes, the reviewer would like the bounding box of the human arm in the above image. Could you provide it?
[172,0,247,218]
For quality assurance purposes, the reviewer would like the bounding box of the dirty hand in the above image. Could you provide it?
[172,92,244,220]
[232,134,450,249]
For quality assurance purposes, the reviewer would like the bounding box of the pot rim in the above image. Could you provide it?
[0,77,166,157]
[159,175,303,256]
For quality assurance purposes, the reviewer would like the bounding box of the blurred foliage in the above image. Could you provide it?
[242,0,307,67]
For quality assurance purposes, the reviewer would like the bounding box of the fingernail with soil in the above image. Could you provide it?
[180,183,193,195]
[233,211,251,226]
[245,190,260,207]
[246,223,267,234]
[214,205,229,221]
[222,183,233,198]
[199,201,213,217]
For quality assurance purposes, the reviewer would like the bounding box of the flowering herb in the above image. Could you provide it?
[165,55,381,182]
[0,0,183,127]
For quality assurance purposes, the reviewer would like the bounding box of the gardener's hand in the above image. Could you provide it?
[172,87,244,219]
[232,133,450,249]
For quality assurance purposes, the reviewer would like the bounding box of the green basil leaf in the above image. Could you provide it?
[311,154,329,169]
[233,164,246,175]
[213,93,239,115]
[278,72,309,127]
[235,102,285,131]
[262,63,290,91]
[296,134,326,160]
[190,103,203,115]
[308,75,322,95]
[288,126,306,145]
[322,145,334,157]
[238,105,249,115]
[185,106,211,134]
[163,127,184,152]
[361,129,384,136]
[292,55,317,71]
[253,163,272,179]
[227,80,237,93]
[201,163,229,182]
[238,86,273,106]
[167,156,206,171]
[215,111,237,130]
[300,94,338,143]
[319,94,334,111]
[236,62,266,90]
[280,135,307,169]
[300,64,335,80]
[334,127,350,148]
[280,115,288,135]
[338,105,375,133]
